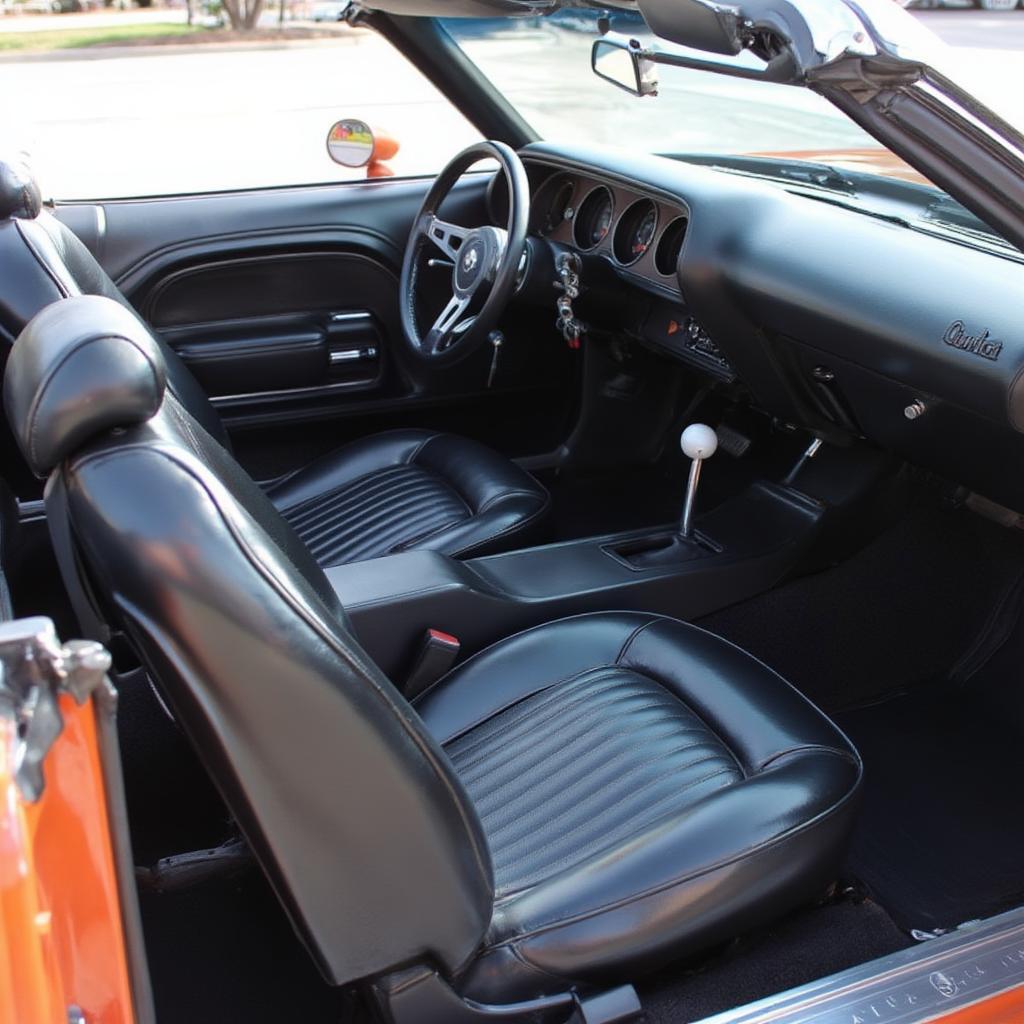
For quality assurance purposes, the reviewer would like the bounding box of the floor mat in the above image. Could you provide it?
[699,494,1024,712]
[839,674,1024,931]
[695,489,1024,938]
[640,896,911,1023]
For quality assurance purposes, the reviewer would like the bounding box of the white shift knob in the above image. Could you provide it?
[680,423,718,461]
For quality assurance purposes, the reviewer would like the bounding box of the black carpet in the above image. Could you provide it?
[699,495,1024,713]
[699,489,1024,934]
[640,896,911,1023]
[140,872,356,1024]
[839,691,1024,932]
[837,589,1024,931]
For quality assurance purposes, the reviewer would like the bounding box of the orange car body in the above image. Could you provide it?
[0,692,134,1024]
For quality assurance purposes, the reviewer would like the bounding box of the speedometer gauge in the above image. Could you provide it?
[573,186,614,251]
[632,207,657,258]
[613,198,658,266]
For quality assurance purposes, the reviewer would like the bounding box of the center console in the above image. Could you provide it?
[327,425,825,680]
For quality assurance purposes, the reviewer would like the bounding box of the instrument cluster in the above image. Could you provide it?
[528,170,690,299]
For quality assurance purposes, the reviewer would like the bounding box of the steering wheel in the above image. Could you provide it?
[399,141,529,362]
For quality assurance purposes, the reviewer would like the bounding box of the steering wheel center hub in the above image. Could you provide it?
[454,227,504,296]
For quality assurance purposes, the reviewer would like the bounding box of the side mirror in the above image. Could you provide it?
[591,36,659,97]
[326,119,376,168]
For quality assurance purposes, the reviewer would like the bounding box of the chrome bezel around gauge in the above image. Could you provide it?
[654,214,689,278]
[613,198,659,267]
[573,185,615,252]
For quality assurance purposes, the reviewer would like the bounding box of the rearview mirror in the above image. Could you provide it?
[592,0,883,90]
[592,37,659,97]
[626,0,884,83]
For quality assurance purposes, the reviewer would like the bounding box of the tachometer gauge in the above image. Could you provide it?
[613,198,658,266]
[546,178,576,234]
[573,186,614,251]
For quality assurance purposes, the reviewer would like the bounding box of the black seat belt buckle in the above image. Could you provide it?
[404,628,461,699]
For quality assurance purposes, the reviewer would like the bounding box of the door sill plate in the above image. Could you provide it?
[697,906,1024,1024]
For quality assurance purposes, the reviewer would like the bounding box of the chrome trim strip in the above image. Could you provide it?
[329,311,373,323]
[329,347,377,365]
[17,499,46,523]
[696,907,1024,1024]
[210,378,375,406]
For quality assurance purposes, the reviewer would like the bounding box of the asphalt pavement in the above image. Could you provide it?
[0,7,1020,199]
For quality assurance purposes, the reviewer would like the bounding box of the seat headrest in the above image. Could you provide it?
[5,295,167,477]
[0,153,42,221]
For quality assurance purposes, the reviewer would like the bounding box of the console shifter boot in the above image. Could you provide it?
[608,532,716,570]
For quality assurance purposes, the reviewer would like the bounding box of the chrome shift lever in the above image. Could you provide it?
[679,424,718,538]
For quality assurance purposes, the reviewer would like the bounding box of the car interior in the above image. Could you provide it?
[2,18,1024,1021]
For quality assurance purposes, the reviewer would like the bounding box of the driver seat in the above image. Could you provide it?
[0,154,549,566]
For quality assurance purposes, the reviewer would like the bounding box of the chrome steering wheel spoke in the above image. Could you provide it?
[424,292,471,354]
[421,215,469,263]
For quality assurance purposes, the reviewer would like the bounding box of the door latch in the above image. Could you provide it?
[0,616,112,802]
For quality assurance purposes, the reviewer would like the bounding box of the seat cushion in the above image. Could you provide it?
[416,612,862,1003]
[266,429,548,568]
[447,666,744,898]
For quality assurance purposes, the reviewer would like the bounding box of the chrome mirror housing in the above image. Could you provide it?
[592,36,660,96]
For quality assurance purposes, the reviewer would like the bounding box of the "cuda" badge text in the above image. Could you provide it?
[943,320,1002,361]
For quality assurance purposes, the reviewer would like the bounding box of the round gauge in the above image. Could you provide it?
[613,199,658,266]
[573,186,614,251]
[654,214,689,276]
[544,177,576,234]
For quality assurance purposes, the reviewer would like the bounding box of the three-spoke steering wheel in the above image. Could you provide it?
[399,141,530,362]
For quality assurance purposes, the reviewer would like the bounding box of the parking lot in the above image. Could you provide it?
[0,7,1021,199]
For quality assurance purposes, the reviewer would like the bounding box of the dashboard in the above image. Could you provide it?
[499,141,1024,516]
[489,158,735,380]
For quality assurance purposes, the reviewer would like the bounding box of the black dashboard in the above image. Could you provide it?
[506,141,1024,515]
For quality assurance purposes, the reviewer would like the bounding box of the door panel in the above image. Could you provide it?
[145,251,395,401]
[160,311,384,401]
[54,174,578,481]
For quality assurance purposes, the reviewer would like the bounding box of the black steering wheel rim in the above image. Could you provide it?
[399,140,530,364]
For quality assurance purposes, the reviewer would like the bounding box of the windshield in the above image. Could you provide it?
[444,11,1024,251]
[444,12,922,182]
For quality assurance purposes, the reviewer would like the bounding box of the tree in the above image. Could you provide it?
[220,0,265,30]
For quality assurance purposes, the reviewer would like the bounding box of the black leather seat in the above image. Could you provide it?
[0,154,548,566]
[418,613,862,1002]
[267,429,550,565]
[5,295,862,1018]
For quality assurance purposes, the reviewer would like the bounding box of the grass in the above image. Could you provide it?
[0,22,205,52]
